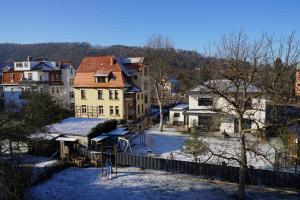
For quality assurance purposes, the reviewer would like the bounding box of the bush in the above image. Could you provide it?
[0,162,31,200]
[90,120,117,137]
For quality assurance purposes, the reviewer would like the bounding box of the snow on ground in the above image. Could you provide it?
[19,154,59,168]
[132,126,190,161]
[28,167,300,200]
[47,117,108,136]
[132,125,283,170]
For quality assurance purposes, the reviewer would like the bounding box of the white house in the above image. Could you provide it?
[1,56,76,110]
[184,79,266,134]
[169,103,189,125]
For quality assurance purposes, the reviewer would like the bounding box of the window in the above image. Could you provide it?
[39,75,42,81]
[40,88,43,93]
[16,63,23,68]
[144,67,148,76]
[10,73,15,82]
[244,98,252,109]
[99,106,104,115]
[96,77,106,83]
[51,74,55,81]
[137,94,140,100]
[70,91,74,98]
[174,113,180,117]
[98,90,103,100]
[114,90,119,100]
[109,90,113,100]
[115,106,119,115]
[82,105,87,114]
[56,87,59,94]
[10,88,14,94]
[141,104,144,113]
[198,98,213,106]
[56,74,60,81]
[69,79,74,86]
[51,87,55,94]
[137,105,140,115]
[28,73,32,80]
[141,94,143,99]
[198,116,213,127]
[110,106,114,115]
[81,90,86,99]
[144,81,148,90]
[70,103,75,110]
[234,118,252,132]
[144,95,148,104]
[134,76,137,80]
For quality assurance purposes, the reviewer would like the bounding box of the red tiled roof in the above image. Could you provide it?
[74,56,132,88]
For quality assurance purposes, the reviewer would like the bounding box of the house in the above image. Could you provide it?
[169,103,189,125]
[74,56,151,120]
[0,63,13,101]
[1,56,76,110]
[163,77,180,95]
[183,79,266,134]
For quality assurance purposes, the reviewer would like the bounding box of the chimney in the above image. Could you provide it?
[27,56,32,61]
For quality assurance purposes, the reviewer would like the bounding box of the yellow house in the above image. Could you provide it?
[74,56,151,120]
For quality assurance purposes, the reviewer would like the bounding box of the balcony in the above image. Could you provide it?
[19,79,49,85]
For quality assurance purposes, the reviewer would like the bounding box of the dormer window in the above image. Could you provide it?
[16,63,23,68]
[96,77,106,83]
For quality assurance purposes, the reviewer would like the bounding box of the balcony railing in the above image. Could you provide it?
[19,79,49,84]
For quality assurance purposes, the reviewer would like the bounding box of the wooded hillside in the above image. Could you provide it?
[0,42,211,90]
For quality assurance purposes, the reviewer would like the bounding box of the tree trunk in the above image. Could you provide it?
[158,100,163,132]
[238,117,247,200]
[155,83,164,132]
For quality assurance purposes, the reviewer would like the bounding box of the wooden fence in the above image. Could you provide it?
[116,153,300,190]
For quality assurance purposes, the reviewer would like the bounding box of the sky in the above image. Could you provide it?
[0,0,299,51]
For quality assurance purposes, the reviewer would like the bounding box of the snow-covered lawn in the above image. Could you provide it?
[132,126,293,171]
[28,167,300,200]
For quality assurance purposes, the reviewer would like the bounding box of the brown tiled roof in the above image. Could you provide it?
[74,56,132,88]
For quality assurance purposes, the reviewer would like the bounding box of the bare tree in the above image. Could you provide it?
[145,34,175,131]
[197,31,300,200]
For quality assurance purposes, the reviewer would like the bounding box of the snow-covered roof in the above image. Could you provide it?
[191,79,261,93]
[47,117,108,136]
[125,86,142,93]
[91,135,109,142]
[56,136,78,142]
[170,104,189,110]
[183,109,219,115]
[119,57,144,64]
[30,133,61,141]
[104,128,129,136]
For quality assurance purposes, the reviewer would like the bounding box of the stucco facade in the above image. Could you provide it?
[184,80,266,134]
[74,56,151,120]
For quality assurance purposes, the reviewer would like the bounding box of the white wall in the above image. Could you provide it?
[169,110,185,125]
[187,93,266,133]
[189,94,215,110]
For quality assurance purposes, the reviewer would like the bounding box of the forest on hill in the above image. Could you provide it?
[0,42,211,90]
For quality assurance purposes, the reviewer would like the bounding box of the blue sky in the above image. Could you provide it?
[0,0,299,51]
